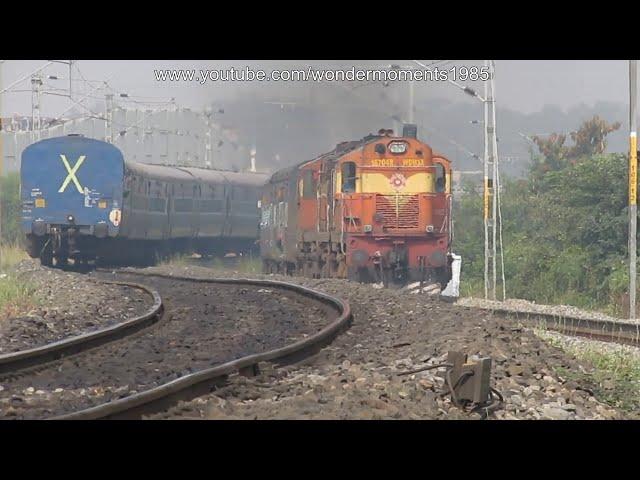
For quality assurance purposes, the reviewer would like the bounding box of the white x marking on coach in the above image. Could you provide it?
[58,155,86,193]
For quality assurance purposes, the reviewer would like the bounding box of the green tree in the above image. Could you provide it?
[455,114,630,313]
[529,115,621,191]
[568,115,621,158]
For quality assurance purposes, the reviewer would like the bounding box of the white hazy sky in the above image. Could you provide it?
[0,60,630,118]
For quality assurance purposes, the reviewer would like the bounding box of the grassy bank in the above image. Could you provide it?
[0,243,37,321]
[536,328,640,415]
[0,242,27,271]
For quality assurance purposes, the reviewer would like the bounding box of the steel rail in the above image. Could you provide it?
[54,271,352,420]
[472,304,640,347]
[0,279,163,374]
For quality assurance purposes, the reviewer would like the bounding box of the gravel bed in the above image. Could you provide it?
[538,329,640,358]
[0,261,153,354]
[457,296,638,325]
[0,273,334,419]
[143,264,627,420]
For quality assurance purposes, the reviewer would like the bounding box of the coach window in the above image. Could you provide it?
[341,162,356,193]
[434,163,446,193]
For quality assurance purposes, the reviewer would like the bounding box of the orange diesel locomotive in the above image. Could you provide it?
[260,125,453,286]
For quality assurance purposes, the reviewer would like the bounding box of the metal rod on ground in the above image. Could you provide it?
[629,60,637,320]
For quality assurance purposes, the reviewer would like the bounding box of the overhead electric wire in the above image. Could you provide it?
[73,62,176,109]
[5,61,227,151]
[0,61,54,95]
[313,70,481,162]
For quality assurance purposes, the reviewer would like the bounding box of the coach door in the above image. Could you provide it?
[167,184,174,237]
[163,183,170,238]
[318,160,331,233]
[299,168,318,233]
[224,183,232,236]
[192,184,200,237]
[432,158,451,236]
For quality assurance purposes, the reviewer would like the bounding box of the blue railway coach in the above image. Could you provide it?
[21,135,268,266]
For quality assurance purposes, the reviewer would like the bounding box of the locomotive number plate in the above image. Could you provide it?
[370,158,424,167]
[371,158,394,167]
[402,159,424,166]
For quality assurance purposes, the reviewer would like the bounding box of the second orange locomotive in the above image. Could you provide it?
[260,124,453,287]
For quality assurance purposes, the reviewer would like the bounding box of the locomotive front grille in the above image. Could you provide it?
[375,194,419,230]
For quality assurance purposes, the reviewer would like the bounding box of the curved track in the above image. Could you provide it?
[0,279,162,374]
[0,272,351,420]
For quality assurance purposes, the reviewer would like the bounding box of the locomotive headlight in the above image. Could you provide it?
[67,215,75,223]
[426,224,434,233]
[388,141,408,154]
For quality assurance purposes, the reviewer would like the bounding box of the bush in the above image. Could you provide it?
[1,173,22,245]
[454,153,634,313]
[0,243,35,321]
[0,274,36,321]
[0,242,27,272]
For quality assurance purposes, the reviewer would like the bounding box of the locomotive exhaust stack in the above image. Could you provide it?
[402,123,418,139]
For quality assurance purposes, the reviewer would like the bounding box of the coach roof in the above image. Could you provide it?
[126,161,196,182]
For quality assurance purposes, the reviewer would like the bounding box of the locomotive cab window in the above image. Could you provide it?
[302,170,316,198]
[434,163,446,193]
[341,162,356,193]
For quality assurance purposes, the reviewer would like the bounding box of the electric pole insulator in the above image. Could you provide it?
[463,87,477,97]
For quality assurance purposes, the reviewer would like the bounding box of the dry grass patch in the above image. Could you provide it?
[0,243,37,321]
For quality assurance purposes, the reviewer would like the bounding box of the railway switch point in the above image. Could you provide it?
[441,351,493,406]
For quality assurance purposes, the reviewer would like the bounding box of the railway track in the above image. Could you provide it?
[471,302,640,347]
[0,278,162,374]
[0,272,351,420]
